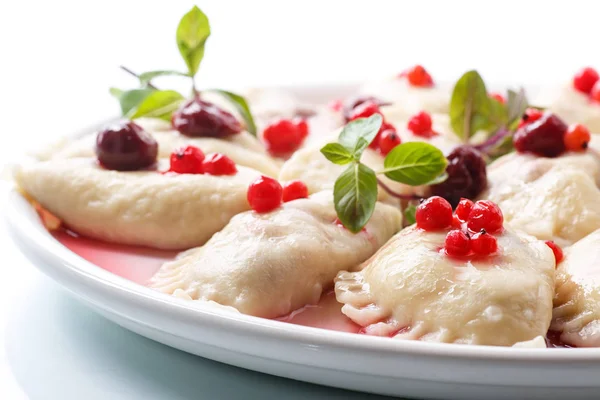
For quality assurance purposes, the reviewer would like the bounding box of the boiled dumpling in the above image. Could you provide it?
[483,152,600,246]
[35,118,280,177]
[150,191,403,318]
[553,229,600,347]
[14,158,261,249]
[335,226,555,346]
[535,84,600,133]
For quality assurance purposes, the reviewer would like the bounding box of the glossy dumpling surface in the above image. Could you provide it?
[553,229,600,347]
[14,158,261,249]
[335,226,555,346]
[150,191,403,318]
[483,152,600,246]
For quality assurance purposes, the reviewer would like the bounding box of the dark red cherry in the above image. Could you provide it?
[513,112,567,157]
[172,97,242,138]
[95,120,158,171]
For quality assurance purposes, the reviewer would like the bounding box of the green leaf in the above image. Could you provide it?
[320,143,354,165]
[488,97,509,131]
[138,70,189,86]
[404,204,417,225]
[334,162,378,233]
[112,88,154,116]
[127,90,185,121]
[506,88,529,130]
[381,142,448,186]
[207,89,257,136]
[109,87,124,99]
[450,70,493,140]
[176,6,211,77]
[338,114,383,158]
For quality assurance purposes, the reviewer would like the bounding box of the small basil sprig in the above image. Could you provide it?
[109,6,257,136]
[320,115,448,233]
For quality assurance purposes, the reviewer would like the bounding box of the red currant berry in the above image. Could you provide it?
[349,100,381,120]
[95,121,158,171]
[470,229,498,255]
[455,198,474,221]
[451,214,463,229]
[282,180,309,202]
[518,108,544,129]
[378,130,401,156]
[407,111,433,136]
[403,65,434,87]
[201,153,237,176]
[172,97,242,137]
[545,240,564,264]
[342,96,387,122]
[591,81,600,103]
[467,200,504,234]
[369,121,395,150]
[573,67,599,94]
[168,145,205,174]
[564,123,591,152]
[489,92,506,104]
[444,230,471,257]
[415,196,453,231]
[247,176,283,213]
[262,119,308,157]
[513,112,568,157]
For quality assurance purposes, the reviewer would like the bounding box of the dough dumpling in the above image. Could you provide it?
[35,118,280,177]
[553,229,600,347]
[535,84,600,133]
[483,152,600,246]
[150,191,403,318]
[14,158,261,249]
[335,226,555,346]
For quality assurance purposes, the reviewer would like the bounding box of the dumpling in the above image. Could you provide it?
[35,118,280,177]
[483,152,600,246]
[553,229,600,347]
[14,158,261,249]
[335,226,555,346]
[535,84,600,133]
[149,191,403,318]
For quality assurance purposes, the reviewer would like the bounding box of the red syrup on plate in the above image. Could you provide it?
[51,229,570,346]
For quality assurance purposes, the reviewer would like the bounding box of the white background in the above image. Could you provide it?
[0,0,599,398]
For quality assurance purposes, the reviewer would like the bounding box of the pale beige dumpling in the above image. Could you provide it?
[535,84,600,133]
[34,118,280,177]
[553,229,600,347]
[483,152,600,246]
[150,191,403,318]
[335,226,555,346]
[14,158,261,249]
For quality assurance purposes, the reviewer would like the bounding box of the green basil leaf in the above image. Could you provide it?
[450,70,492,140]
[382,142,448,186]
[207,89,257,136]
[320,143,354,165]
[109,87,124,99]
[338,114,383,158]
[112,88,154,116]
[404,204,417,225]
[334,162,378,233]
[507,88,529,130]
[127,90,185,121]
[176,6,211,77]
[138,70,190,86]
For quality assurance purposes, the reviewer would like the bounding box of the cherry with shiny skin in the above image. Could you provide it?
[172,97,242,138]
[455,198,474,221]
[513,112,567,157]
[378,130,401,155]
[467,200,503,234]
[407,111,433,136]
[247,176,283,213]
[168,145,205,174]
[282,180,309,202]
[470,229,498,255]
[573,67,599,94]
[444,230,471,257]
[95,120,158,171]
[545,241,564,264]
[415,196,453,231]
[564,123,591,152]
[262,118,308,157]
[201,153,237,176]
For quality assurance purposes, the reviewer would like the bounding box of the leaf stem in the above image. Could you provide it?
[120,65,158,90]
[376,177,422,201]
[474,127,511,153]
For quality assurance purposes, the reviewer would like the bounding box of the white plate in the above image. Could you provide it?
[6,84,600,400]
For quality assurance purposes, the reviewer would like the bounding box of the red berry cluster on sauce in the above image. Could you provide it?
[514,109,591,157]
[573,67,600,103]
[407,111,438,138]
[415,196,502,257]
[247,177,308,213]
[262,118,309,157]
